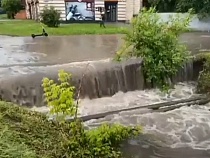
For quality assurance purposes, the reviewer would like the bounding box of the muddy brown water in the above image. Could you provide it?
[0,35,122,67]
[0,32,210,67]
[1,33,210,158]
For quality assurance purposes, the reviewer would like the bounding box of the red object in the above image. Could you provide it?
[15,10,27,19]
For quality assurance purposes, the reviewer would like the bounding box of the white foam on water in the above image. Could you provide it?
[78,82,196,116]
[32,82,210,150]
[32,82,197,115]
[118,105,210,150]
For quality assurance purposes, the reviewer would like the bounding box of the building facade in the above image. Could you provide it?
[26,0,143,22]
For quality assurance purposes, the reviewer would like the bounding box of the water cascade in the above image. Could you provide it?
[0,57,203,107]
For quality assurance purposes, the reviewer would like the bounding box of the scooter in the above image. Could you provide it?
[31,27,48,38]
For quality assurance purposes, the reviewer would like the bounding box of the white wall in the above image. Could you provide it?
[159,13,210,31]
[117,1,126,21]
[126,0,142,22]
[133,0,140,15]
[95,0,104,21]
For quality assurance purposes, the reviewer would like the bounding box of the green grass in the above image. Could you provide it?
[0,101,71,158]
[0,20,127,36]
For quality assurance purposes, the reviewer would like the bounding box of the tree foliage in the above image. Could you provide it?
[40,6,61,27]
[148,0,177,12]
[196,53,210,94]
[42,70,142,157]
[147,0,210,18]
[1,0,23,19]
[176,0,210,19]
[115,8,192,91]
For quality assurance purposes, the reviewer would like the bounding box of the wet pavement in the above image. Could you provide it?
[180,32,210,53]
[0,32,210,67]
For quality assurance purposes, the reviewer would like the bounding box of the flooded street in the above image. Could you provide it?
[0,32,210,67]
[0,35,122,67]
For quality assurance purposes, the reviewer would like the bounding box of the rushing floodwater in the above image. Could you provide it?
[83,82,210,158]
[33,82,210,157]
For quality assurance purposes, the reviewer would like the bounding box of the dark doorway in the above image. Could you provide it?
[105,2,117,22]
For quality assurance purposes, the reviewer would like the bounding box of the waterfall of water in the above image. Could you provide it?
[0,57,204,107]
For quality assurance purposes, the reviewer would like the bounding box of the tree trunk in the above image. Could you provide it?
[11,13,15,19]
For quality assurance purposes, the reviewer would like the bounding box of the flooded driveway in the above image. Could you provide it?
[0,32,210,67]
[0,35,122,67]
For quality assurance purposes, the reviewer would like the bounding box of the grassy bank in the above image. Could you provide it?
[0,101,70,158]
[0,20,127,36]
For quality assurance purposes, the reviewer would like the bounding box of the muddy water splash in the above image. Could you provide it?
[81,83,210,158]
[32,82,196,113]
[33,83,210,157]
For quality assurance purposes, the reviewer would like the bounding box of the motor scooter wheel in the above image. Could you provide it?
[31,34,35,38]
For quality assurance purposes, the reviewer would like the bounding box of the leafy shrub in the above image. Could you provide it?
[115,7,192,91]
[40,6,61,27]
[1,0,23,19]
[196,53,210,93]
[0,101,72,158]
[42,70,142,157]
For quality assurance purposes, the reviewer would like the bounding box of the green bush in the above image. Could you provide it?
[1,0,23,19]
[40,6,61,27]
[0,127,36,158]
[42,70,142,157]
[0,101,72,158]
[196,53,210,93]
[115,7,192,91]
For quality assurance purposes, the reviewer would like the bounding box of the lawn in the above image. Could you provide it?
[0,20,127,36]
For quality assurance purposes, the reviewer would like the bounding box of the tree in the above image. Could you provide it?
[176,0,210,19]
[1,0,23,19]
[147,0,177,12]
[115,8,192,91]
[146,0,210,19]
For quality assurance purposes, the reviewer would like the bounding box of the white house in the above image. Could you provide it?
[25,0,143,22]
